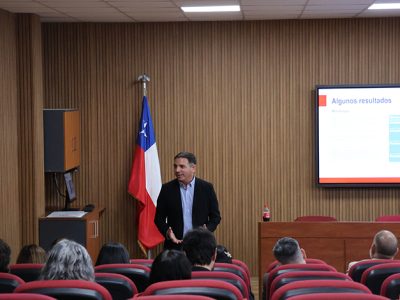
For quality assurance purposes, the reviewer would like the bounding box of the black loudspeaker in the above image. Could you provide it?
[43,109,80,172]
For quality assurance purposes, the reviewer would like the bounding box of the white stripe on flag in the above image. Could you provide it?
[145,143,162,206]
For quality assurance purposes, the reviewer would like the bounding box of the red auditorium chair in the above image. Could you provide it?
[380,273,400,299]
[271,279,371,300]
[14,280,112,300]
[192,271,249,299]
[285,293,388,299]
[0,294,56,299]
[95,272,138,299]
[265,258,327,273]
[232,259,251,279]
[294,215,337,221]
[269,270,351,299]
[9,263,43,282]
[0,272,25,293]
[265,262,337,299]
[140,279,243,300]
[136,295,214,300]
[375,215,400,221]
[361,262,400,294]
[129,259,153,268]
[95,263,150,292]
[214,262,251,291]
[347,259,394,282]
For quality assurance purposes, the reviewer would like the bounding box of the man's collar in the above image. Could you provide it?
[179,176,195,188]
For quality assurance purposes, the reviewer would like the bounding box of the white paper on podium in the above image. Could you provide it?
[46,211,87,218]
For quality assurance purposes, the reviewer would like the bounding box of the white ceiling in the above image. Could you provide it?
[0,0,399,23]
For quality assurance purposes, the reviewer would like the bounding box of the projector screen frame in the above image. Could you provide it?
[315,83,400,188]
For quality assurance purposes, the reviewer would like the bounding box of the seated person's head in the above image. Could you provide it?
[40,239,94,281]
[216,245,232,264]
[182,227,217,271]
[95,242,130,266]
[17,244,46,264]
[273,237,306,265]
[0,239,11,273]
[149,250,191,284]
[370,230,399,259]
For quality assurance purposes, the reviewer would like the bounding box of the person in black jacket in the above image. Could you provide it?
[155,151,221,250]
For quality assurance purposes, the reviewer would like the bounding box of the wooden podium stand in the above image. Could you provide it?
[259,221,400,291]
[39,208,104,262]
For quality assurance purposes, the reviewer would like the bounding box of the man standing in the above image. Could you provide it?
[155,152,221,250]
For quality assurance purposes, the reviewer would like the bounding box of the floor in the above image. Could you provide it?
[251,276,259,300]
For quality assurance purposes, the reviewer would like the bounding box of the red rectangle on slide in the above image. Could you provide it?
[319,95,327,106]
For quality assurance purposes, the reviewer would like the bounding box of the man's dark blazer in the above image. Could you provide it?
[154,177,221,249]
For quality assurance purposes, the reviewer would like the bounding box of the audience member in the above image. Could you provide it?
[40,239,94,281]
[95,242,130,266]
[149,249,192,284]
[216,245,233,264]
[0,239,11,272]
[273,237,306,265]
[182,227,217,271]
[347,230,398,272]
[16,244,46,264]
[262,237,306,300]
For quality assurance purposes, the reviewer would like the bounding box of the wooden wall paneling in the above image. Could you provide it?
[0,9,21,261]
[42,18,400,274]
[16,14,45,245]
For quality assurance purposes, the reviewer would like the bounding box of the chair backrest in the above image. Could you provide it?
[269,270,351,299]
[94,263,150,292]
[348,259,394,282]
[271,279,371,300]
[0,294,56,299]
[380,273,400,299]
[0,272,25,293]
[265,258,327,273]
[361,262,400,294]
[14,280,112,300]
[136,295,214,300]
[129,259,153,268]
[192,271,248,299]
[232,259,251,279]
[9,263,43,282]
[285,293,388,299]
[294,216,337,222]
[375,215,400,221]
[95,272,137,300]
[141,279,243,300]
[214,262,250,290]
[266,263,336,299]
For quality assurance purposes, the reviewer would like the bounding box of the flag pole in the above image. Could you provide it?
[136,73,152,259]
[137,74,150,97]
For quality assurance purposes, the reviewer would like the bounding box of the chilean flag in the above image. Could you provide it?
[128,96,164,250]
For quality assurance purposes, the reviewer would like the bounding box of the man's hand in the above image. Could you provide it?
[167,227,182,244]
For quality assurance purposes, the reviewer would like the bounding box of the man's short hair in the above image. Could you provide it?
[0,239,11,272]
[174,152,197,165]
[182,227,216,266]
[374,230,398,258]
[273,237,303,265]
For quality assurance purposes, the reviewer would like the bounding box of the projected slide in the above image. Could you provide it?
[317,85,400,185]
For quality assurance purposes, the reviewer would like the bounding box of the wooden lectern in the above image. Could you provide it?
[39,208,104,263]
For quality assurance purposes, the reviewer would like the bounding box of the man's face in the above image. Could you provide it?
[174,157,196,185]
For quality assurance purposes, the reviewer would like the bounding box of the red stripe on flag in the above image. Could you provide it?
[128,146,146,203]
[138,191,164,249]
